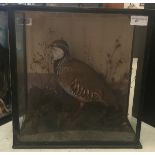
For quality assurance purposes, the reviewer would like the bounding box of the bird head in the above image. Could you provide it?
[51,39,69,61]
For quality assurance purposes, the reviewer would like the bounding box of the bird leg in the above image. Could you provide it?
[73,102,84,119]
[66,102,84,121]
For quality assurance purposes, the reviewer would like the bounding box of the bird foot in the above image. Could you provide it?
[62,112,76,122]
[60,102,84,123]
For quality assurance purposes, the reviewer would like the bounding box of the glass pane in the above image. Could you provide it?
[15,12,27,129]
[14,11,147,145]
[0,11,11,121]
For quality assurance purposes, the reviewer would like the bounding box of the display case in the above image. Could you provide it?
[8,5,152,148]
[0,8,12,126]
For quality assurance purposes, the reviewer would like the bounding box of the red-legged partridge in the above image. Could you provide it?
[51,39,116,118]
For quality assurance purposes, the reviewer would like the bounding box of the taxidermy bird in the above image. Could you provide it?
[51,39,117,118]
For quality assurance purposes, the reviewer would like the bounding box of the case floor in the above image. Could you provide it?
[0,121,155,151]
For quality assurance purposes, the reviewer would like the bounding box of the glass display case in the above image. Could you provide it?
[8,5,152,148]
[0,8,11,126]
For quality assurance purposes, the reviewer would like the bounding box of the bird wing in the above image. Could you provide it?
[57,58,107,102]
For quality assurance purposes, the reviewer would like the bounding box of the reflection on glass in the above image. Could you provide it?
[0,12,11,119]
